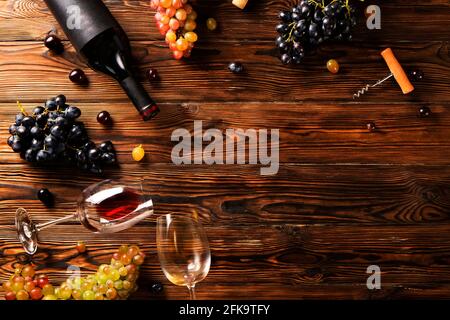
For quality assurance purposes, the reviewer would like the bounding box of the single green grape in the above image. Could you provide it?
[42,294,58,300]
[60,286,72,300]
[114,280,123,290]
[72,289,82,300]
[122,280,132,290]
[95,292,104,300]
[97,272,108,284]
[105,288,117,300]
[127,245,139,258]
[110,269,120,281]
[119,267,128,277]
[42,284,54,296]
[118,245,128,254]
[133,255,144,266]
[97,284,108,294]
[82,290,95,300]
[16,290,29,300]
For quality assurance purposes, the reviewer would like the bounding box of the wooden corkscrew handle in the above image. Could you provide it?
[381,48,414,94]
[232,0,249,9]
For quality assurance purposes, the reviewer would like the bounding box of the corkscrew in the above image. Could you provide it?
[353,48,414,99]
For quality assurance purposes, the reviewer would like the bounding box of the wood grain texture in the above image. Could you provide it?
[0,0,449,42]
[2,102,450,165]
[0,41,448,103]
[1,0,450,300]
[1,164,450,226]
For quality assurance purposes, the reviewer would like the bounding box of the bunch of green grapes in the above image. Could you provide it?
[2,244,145,300]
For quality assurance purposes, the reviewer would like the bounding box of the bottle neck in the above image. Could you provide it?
[120,76,160,121]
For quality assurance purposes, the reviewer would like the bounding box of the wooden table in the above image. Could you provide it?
[0,0,449,300]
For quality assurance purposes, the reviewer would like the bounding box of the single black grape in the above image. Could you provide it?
[291,12,300,21]
[281,53,292,65]
[278,11,292,23]
[50,125,65,140]
[9,124,18,135]
[151,282,164,294]
[83,141,96,151]
[15,113,25,125]
[97,111,112,125]
[300,4,311,18]
[55,94,66,106]
[24,149,36,162]
[65,106,81,119]
[88,148,100,161]
[276,23,289,34]
[37,188,54,206]
[44,34,64,54]
[31,138,43,151]
[46,100,58,111]
[7,135,14,147]
[76,150,87,163]
[11,140,23,153]
[69,69,88,84]
[21,116,35,127]
[99,141,115,154]
[297,19,308,30]
[314,10,323,22]
[147,68,160,82]
[55,116,69,127]
[36,114,48,127]
[277,41,290,53]
[101,152,116,165]
[44,135,58,148]
[16,126,29,138]
[408,69,424,82]
[367,122,376,132]
[418,106,431,118]
[228,62,244,74]
[30,126,43,138]
[33,106,45,115]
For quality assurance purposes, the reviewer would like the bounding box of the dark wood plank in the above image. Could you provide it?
[1,164,450,226]
[2,222,450,299]
[0,0,449,42]
[0,41,447,103]
[2,102,450,165]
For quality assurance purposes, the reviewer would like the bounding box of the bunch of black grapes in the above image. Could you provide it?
[7,95,117,174]
[276,0,357,64]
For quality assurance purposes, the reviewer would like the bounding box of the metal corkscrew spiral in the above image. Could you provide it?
[352,48,415,99]
[353,84,370,99]
[353,74,393,99]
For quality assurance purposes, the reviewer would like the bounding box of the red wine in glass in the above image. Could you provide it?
[94,188,143,221]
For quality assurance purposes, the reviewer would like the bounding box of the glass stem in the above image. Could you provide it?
[36,213,76,231]
[187,284,196,300]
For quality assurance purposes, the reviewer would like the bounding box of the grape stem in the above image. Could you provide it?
[284,22,297,43]
[17,100,28,116]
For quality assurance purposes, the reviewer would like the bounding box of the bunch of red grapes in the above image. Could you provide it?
[151,0,198,59]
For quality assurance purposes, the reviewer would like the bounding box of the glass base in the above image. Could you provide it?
[15,208,38,255]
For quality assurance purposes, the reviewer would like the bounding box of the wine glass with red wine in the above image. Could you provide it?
[16,179,153,254]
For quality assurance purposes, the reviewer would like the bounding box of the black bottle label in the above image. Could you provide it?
[44,0,122,52]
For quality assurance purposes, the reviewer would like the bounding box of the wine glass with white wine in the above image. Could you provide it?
[156,213,211,299]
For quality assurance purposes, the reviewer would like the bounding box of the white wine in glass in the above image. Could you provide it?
[156,213,211,299]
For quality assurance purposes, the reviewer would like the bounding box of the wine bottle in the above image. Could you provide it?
[44,0,159,121]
